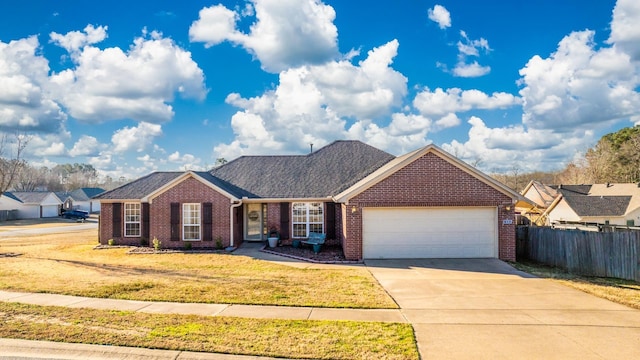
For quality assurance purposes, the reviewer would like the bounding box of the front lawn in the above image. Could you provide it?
[514,261,640,310]
[0,302,418,360]
[0,230,396,308]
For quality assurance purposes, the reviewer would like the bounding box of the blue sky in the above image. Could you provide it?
[1,0,638,179]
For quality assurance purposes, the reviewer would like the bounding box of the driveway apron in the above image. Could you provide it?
[365,258,640,360]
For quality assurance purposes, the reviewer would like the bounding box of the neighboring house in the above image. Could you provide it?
[95,141,524,261]
[544,183,640,227]
[57,188,105,213]
[518,180,560,225]
[2,191,62,219]
[0,192,22,220]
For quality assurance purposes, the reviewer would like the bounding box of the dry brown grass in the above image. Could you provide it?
[513,261,640,310]
[0,230,397,308]
[0,302,418,360]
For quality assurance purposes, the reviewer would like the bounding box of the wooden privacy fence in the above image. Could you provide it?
[522,226,640,282]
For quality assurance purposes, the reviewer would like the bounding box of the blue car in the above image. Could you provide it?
[62,209,89,221]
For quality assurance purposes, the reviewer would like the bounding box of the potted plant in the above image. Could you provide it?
[267,228,279,248]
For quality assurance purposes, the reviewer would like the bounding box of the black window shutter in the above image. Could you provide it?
[142,203,150,239]
[325,202,335,239]
[280,202,290,239]
[203,202,213,241]
[170,202,180,241]
[112,203,122,237]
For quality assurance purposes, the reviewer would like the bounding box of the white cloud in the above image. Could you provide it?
[457,31,490,56]
[167,151,202,171]
[214,40,407,159]
[111,122,162,153]
[49,24,107,53]
[413,87,521,117]
[35,141,66,156]
[69,135,102,157]
[0,36,66,132]
[50,27,206,123]
[188,5,239,46]
[452,61,491,77]
[88,152,114,170]
[518,30,640,130]
[451,31,491,78]
[428,5,451,29]
[25,131,71,157]
[346,119,430,155]
[608,0,640,60]
[190,0,339,72]
[434,113,461,130]
[442,117,594,172]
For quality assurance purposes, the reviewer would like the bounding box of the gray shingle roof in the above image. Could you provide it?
[93,172,183,200]
[57,188,105,202]
[563,195,631,217]
[94,141,395,201]
[552,185,592,196]
[210,140,395,198]
[78,188,105,199]
[8,191,57,204]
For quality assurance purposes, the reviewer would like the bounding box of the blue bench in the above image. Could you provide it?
[301,232,326,253]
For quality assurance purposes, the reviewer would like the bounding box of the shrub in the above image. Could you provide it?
[152,237,161,251]
[215,236,223,250]
[140,237,149,246]
[184,242,192,251]
[107,239,115,246]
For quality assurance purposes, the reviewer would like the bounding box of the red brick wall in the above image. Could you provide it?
[343,152,516,261]
[266,203,281,236]
[151,177,232,248]
[98,203,115,245]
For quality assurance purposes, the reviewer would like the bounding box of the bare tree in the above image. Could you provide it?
[0,133,30,195]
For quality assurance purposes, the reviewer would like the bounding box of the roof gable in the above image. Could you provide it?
[210,140,395,198]
[93,172,183,201]
[145,171,239,202]
[335,144,525,203]
[521,180,559,208]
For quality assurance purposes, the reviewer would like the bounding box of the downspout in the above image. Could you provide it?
[230,200,243,247]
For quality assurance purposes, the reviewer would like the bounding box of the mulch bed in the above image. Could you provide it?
[93,245,231,254]
[262,245,359,264]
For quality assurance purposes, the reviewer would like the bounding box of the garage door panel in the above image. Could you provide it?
[363,207,496,259]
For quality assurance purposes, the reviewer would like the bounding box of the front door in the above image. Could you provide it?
[245,203,264,241]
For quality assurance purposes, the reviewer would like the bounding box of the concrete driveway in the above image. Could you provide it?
[365,258,640,359]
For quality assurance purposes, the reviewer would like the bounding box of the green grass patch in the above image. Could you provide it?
[0,302,418,360]
[513,261,640,310]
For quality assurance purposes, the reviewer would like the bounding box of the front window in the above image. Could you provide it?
[292,202,324,238]
[124,203,141,237]
[183,203,201,241]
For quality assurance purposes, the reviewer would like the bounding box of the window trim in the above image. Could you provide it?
[292,202,324,238]
[124,202,141,237]
[182,203,201,241]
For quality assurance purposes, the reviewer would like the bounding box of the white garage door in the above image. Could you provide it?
[41,205,59,218]
[363,207,497,259]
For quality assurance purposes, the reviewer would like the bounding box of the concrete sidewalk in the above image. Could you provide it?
[0,290,405,323]
[0,289,405,359]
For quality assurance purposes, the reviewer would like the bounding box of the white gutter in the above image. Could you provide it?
[229,200,243,247]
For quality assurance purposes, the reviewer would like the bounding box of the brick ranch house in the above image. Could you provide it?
[94,141,524,261]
